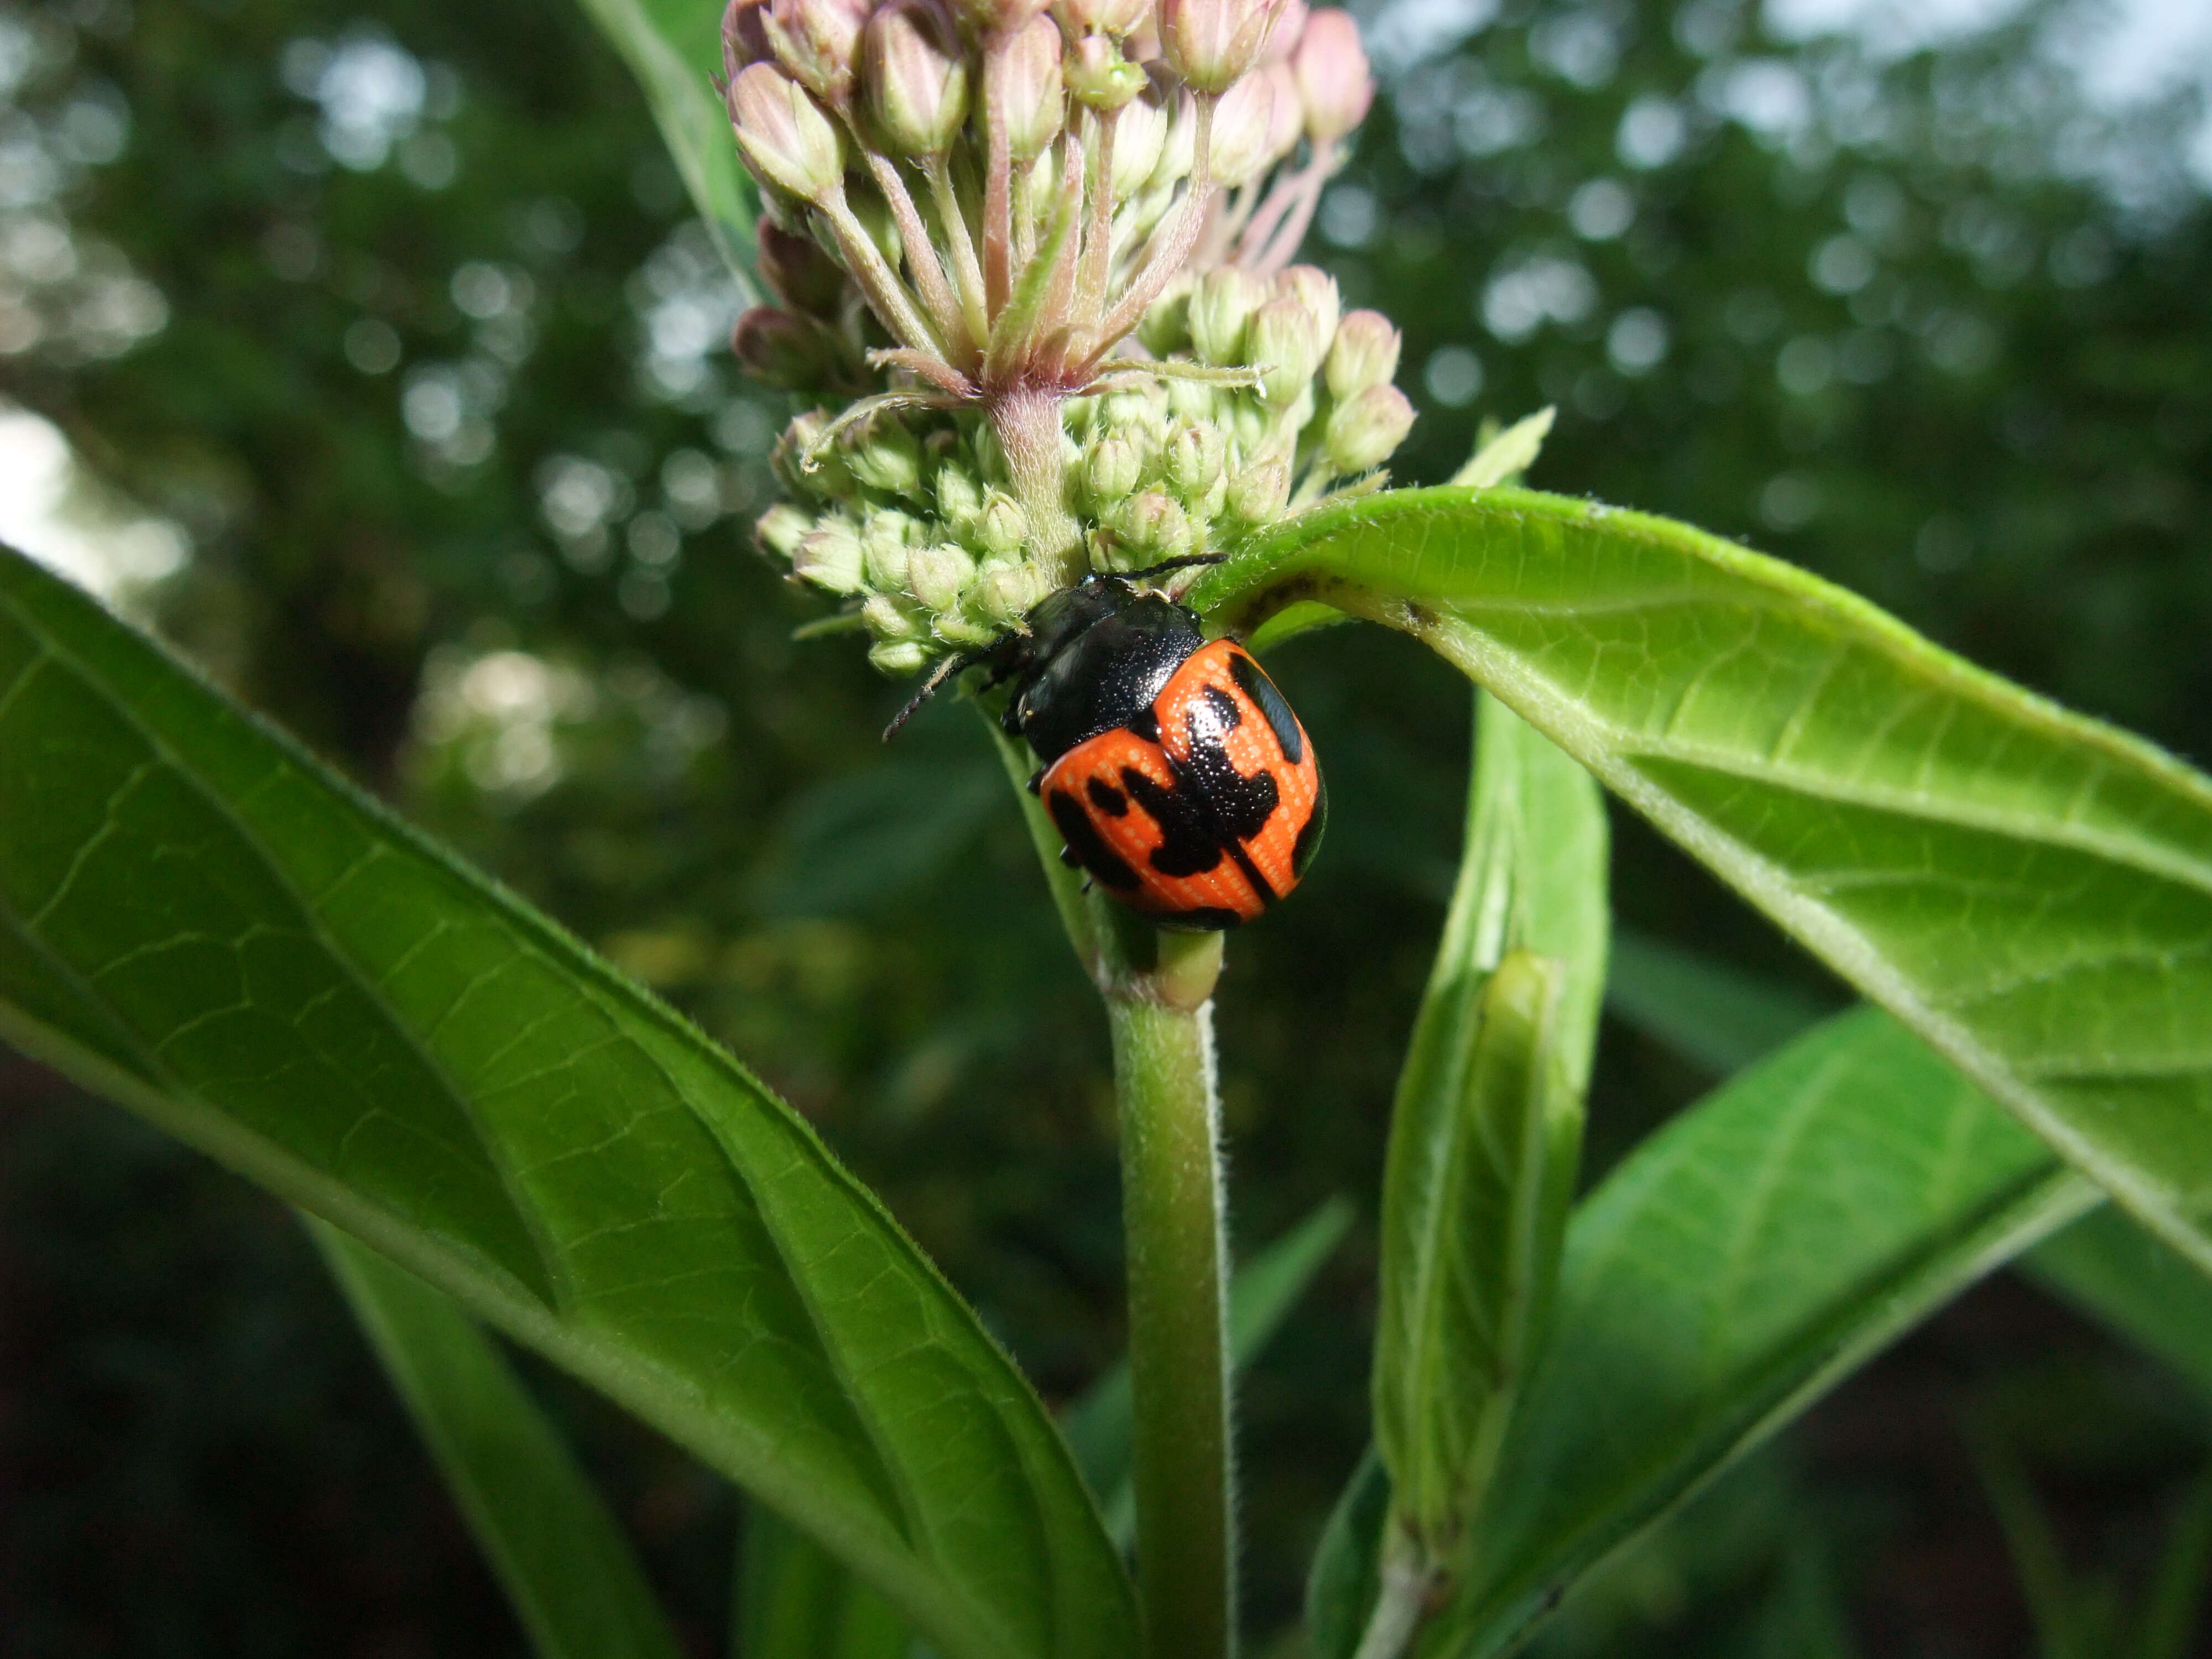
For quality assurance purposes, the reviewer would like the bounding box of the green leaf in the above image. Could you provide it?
[572,0,759,284]
[1192,486,2212,1276]
[1061,1196,1354,1545]
[1373,693,1606,1570]
[1420,1009,2098,1658]
[0,547,1135,1659]
[1605,927,1834,1077]
[1447,409,1556,491]
[737,1503,912,1659]
[311,1220,687,1659]
[2135,1466,2212,1659]
[1305,1449,1391,1659]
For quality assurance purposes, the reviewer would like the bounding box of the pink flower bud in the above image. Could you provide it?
[951,0,1052,41]
[757,222,846,316]
[1292,8,1371,142]
[764,0,869,108]
[722,0,773,78]
[791,520,867,592]
[1159,0,1284,95]
[987,17,1066,161]
[729,64,846,202]
[732,305,841,389]
[1324,382,1415,473]
[1066,33,1149,110]
[1226,452,1291,520]
[866,2,968,156]
[1110,491,1193,560]
[1110,91,1170,194]
[1325,307,1400,398]
[1261,0,1307,62]
[1206,68,1278,187]
[1055,0,1149,37]
[1275,264,1341,351]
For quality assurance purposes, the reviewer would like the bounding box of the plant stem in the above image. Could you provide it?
[1106,948,1233,1659]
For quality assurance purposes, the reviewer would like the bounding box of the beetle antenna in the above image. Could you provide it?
[1120,553,1228,584]
[882,651,980,742]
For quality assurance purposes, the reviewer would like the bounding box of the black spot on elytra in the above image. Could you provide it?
[1201,685,1242,729]
[1086,776,1129,816]
[1120,766,1223,877]
[1182,702,1279,844]
[1228,650,1303,764]
[1126,704,1160,742]
[1049,787,1139,889]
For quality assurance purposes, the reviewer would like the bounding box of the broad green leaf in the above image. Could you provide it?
[1605,927,1834,1077]
[573,0,759,284]
[1061,1196,1354,1545]
[0,547,1135,1659]
[1593,926,2212,1417]
[737,1503,911,1659]
[311,1220,686,1659]
[1192,486,2212,1276]
[1418,1009,2097,1658]
[1374,693,1606,1575]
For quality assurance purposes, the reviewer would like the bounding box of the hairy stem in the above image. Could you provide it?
[987,386,1082,585]
[1107,943,1233,1659]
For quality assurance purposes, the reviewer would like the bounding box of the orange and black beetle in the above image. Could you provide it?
[895,565,1325,930]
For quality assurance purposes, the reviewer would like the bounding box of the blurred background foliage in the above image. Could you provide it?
[2,0,2209,1650]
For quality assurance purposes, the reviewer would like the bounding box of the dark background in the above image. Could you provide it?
[3,0,2209,1650]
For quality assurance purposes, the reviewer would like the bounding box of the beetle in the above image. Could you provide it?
[888,560,1325,930]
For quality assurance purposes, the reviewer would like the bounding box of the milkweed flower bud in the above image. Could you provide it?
[755,502,813,557]
[976,489,1030,556]
[1165,419,1225,499]
[730,64,846,202]
[845,415,926,496]
[1292,7,1372,140]
[1324,383,1416,473]
[867,3,968,156]
[1160,0,1282,94]
[1056,0,1149,37]
[791,519,867,591]
[1261,0,1306,61]
[1325,308,1401,399]
[1085,430,1144,504]
[757,222,846,316]
[907,543,978,611]
[862,521,914,591]
[1275,265,1340,353]
[732,306,839,389]
[870,639,932,673]
[1112,490,1192,560]
[1188,268,1267,364]
[1066,34,1149,110]
[765,0,870,107]
[1248,295,1324,404]
[722,0,772,76]
[988,17,1066,161]
[936,463,985,521]
[1207,71,1278,189]
[972,557,1050,623]
[1226,452,1290,521]
[952,0,1051,39]
[863,593,925,640]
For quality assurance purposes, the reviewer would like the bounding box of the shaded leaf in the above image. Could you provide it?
[737,1503,911,1659]
[1194,486,2212,1275]
[1417,1010,2096,1657]
[314,1222,687,1659]
[1605,927,1835,1078]
[1305,1449,1391,1659]
[0,548,1134,1659]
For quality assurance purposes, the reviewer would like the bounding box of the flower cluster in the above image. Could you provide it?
[723,0,1405,673]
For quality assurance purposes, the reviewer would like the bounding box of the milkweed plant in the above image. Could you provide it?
[4,0,2212,1656]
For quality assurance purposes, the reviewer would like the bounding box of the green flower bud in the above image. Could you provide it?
[936,460,984,522]
[1067,33,1147,109]
[1111,95,1170,197]
[977,490,1029,556]
[1085,431,1144,505]
[763,0,868,108]
[907,542,977,611]
[863,593,924,641]
[1324,383,1416,474]
[935,614,999,647]
[774,410,857,502]
[1188,268,1267,366]
[729,64,845,204]
[869,639,931,674]
[1112,490,1192,561]
[1165,420,1226,500]
[1326,308,1402,400]
[972,559,1048,624]
[1167,373,1222,421]
[988,17,1066,163]
[791,519,867,592]
[866,2,968,156]
[754,501,813,557]
[862,518,913,590]
[1227,453,1291,521]
[1248,295,1324,404]
[844,414,924,497]
[1275,264,1342,355]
